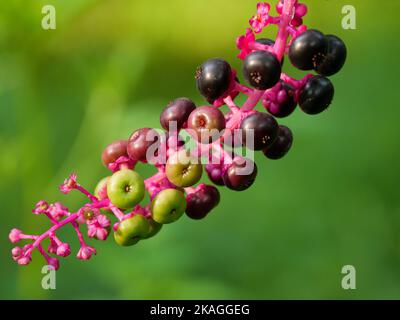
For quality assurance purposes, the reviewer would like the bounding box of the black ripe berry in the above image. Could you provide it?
[241,112,279,151]
[160,97,196,131]
[289,29,327,70]
[255,38,284,66]
[299,76,334,115]
[243,51,281,90]
[263,125,293,160]
[223,158,258,192]
[185,185,220,220]
[314,35,347,76]
[196,58,232,103]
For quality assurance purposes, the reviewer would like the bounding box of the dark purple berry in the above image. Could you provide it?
[289,29,327,70]
[243,51,281,90]
[241,112,279,151]
[205,163,225,186]
[188,106,226,144]
[299,76,334,115]
[263,125,293,160]
[160,98,196,131]
[127,128,160,163]
[196,58,232,103]
[186,185,220,220]
[266,81,297,118]
[223,158,258,191]
[101,140,128,167]
[255,38,284,65]
[314,35,347,76]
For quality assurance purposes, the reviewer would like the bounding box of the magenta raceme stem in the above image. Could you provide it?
[9,0,347,270]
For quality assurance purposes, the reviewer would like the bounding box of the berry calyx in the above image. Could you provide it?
[151,189,187,224]
[107,169,145,210]
[314,35,347,76]
[186,185,220,220]
[263,125,293,160]
[265,81,297,118]
[299,76,334,115]
[223,157,258,191]
[196,58,232,103]
[289,29,327,70]
[241,112,279,150]
[160,97,197,131]
[243,50,281,90]
[187,106,226,144]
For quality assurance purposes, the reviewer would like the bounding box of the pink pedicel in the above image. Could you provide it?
[9,0,330,270]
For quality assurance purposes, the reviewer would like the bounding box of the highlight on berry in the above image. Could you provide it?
[9,0,346,270]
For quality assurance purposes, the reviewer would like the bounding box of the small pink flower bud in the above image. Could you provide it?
[48,239,58,254]
[47,257,60,270]
[56,243,71,257]
[32,200,49,215]
[9,228,23,243]
[77,246,96,260]
[11,246,22,261]
[18,255,32,266]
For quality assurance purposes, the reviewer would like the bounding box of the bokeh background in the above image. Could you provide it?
[1,0,399,299]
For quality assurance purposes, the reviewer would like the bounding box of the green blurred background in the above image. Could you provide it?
[1,0,400,299]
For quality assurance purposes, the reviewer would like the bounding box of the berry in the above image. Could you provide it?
[243,51,281,90]
[127,128,160,163]
[94,177,110,201]
[160,97,196,131]
[107,170,145,210]
[263,125,293,160]
[299,76,334,115]
[187,106,226,144]
[196,58,232,103]
[266,81,297,118]
[289,29,327,70]
[141,218,162,239]
[151,189,186,224]
[101,140,128,167]
[314,35,347,76]
[205,163,225,186]
[166,150,203,187]
[114,215,150,247]
[241,112,279,150]
[186,185,220,220]
[255,38,284,65]
[223,157,258,191]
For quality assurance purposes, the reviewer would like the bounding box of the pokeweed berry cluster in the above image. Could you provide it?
[9,0,346,270]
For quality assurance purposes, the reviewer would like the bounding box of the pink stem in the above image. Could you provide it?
[109,204,125,221]
[25,213,79,255]
[76,185,98,202]
[71,221,87,247]
[242,0,297,111]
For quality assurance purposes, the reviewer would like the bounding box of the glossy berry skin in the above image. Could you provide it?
[314,35,347,76]
[241,112,279,150]
[127,128,160,163]
[186,185,220,220]
[289,29,327,70]
[141,218,162,239]
[205,163,225,186]
[255,38,284,65]
[151,189,187,224]
[243,51,281,90]
[107,169,145,210]
[166,151,203,188]
[101,140,128,167]
[114,215,150,247]
[188,106,226,144]
[299,76,334,115]
[223,158,258,191]
[160,97,196,131]
[266,82,297,118]
[196,58,232,103]
[263,125,293,160]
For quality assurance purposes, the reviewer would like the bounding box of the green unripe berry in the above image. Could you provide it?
[114,214,150,246]
[151,189,187,224]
